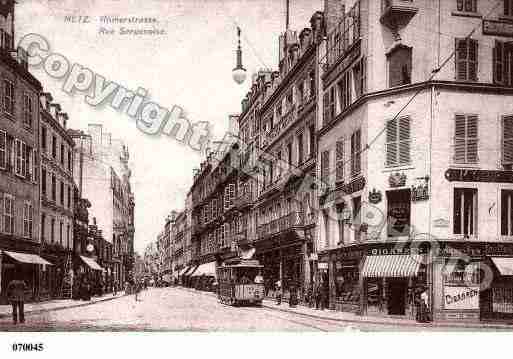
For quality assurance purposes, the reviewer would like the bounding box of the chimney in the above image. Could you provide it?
[310,11,326,43]
[58,112,69,129]
[228,114,239,135]
[50,103,61,120]
[299,28,312,48]
[40,92,53,111]
[324,0,345,36]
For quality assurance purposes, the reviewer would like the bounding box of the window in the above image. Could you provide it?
[501,190,513,236]
[443,259,480,286]
[493,41,513,86]
[23,201,33,239]
[0,130,5,169]
[41,167,47,196]
[323,210,330,248]
[454,114,478,164]
[68,150,72,171]
[457,0,477,12]
[388,46,412,87]
[453,188,478,236]
[455,38,478,81]
[41,126,47,152]
[23,94,33,128]
[60,221,63,245]
[51,174,56,201]
[309,70,315,99]
[386,116,411,167]
[351,129,362,177]
[41,213,46,242]
[60,181,64,205]
[52,135,57,158]
[297,132,304,165]
[3,80,14,115]
[287,142,292,165]
[14,139,22,176]
[353,57,366,98]
[323,87,336,126]
[309,124,316,157]
[502,115,513,166]
[3,194,14,234]
[336,139,345,182]
[506,0,513,16]
[321,150,330,185]
[337,71,352,112]
[60,143,65,166]
[353,196,362,242]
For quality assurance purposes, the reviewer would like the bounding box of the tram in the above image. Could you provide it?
[217,259,264,306]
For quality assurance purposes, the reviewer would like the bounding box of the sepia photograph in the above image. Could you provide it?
[1,0,513,353]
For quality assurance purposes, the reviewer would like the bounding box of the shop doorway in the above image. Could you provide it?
[387,279,407,315]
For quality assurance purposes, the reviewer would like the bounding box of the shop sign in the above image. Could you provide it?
[389,172,407,188]
[444,168,513,183]
[369,246,426,256]
[318,262,328,270]
[483,19,513,38]
[444,286,479,310]
[368,188,382,204]
[411,183,429,201]
[438,244,482,257]
[485,243,513,256]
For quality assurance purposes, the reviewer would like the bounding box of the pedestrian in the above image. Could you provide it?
[113,280,117,296]
[6,278,27,325]
[289,278,298,308]
[134,281,142,301]
[275,279,282,305]
[314,281,321,310]
[306,283,313,308]
[418,287,431,323]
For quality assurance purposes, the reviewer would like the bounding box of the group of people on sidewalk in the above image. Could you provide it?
[274,278,328,310]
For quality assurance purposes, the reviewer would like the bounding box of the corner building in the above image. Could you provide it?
[317,0,513,322]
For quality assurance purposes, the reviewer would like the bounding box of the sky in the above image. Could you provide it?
[14,0,323,254]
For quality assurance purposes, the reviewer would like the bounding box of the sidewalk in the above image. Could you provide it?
[0,291,127,320]
[175,286,513,330]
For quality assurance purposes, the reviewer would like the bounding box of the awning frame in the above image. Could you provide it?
[2,250,53,266]
[361,254,422,278]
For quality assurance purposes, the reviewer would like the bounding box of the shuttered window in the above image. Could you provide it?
[3,194,14,234]
[336,139,345,182]
[351,129,362,177]
[455,38,478,81]
[503,115,513,165]
[321,150,330,185]
[454,114,478,164]
[493,41,513,86]
[4,80,14,115]
[0,130,5,170]
[386,117,411,167]
[457,0,477,12]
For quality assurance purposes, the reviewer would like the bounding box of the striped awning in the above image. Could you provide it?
[361,255,422,278]
[491,257,513,276]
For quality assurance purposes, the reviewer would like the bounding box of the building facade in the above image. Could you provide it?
[0,6,44,302]
[39,93,75,299]
[316,0,513,322]
[70,124,135,289]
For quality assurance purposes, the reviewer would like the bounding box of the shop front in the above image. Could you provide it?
[360,251,427,319]
[0,250,52,304]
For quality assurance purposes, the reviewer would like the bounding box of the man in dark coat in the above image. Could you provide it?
[6,279,28,324]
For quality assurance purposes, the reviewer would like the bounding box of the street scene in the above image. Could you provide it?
[2,0,513,336]
[1,286,511,331]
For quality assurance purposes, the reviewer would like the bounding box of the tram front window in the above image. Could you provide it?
[236,268,259,284]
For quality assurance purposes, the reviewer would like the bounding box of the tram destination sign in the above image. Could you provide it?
[445,169,513,183]
[483,19,513,37]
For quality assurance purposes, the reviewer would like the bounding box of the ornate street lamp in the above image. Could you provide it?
[232,26,247,85]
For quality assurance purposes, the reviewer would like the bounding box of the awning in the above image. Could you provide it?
[361,255,422,278]
[178,266,191,276]
[79,256,104,271]
[191,262,216,277]
[491,257,513,276]
[2,251,53,266]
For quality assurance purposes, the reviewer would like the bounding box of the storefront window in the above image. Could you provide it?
[335,261,359,303]
[443,259,480,286]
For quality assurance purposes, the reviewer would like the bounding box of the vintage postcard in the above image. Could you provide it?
[1,1,513,350]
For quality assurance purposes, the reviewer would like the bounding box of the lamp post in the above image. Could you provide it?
[232,26,247,85]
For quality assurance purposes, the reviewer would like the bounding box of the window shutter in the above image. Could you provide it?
[494,40,505,85]
[386,118,398,167]
[503,115,513,165]
[321,150,330,185]
[0,131,5,169]
[468,39,478,81]
[467,115,478,163]
[335,140,344,182]
[398,117,411,165]
[323,92,330,126]
[351,129,361,176]
[224,186,230,210]
[454,114,467,163]
[456,39,468,81]
[229,183,235,207]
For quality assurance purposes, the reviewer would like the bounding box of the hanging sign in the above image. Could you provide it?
[445,169,513,183]
[483,20,513,38]
[368,188,382,204]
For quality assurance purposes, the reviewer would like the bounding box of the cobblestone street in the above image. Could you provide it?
[0,287,510,332]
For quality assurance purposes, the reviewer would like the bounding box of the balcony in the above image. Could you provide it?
[233,192,252,210]
[380,0,418,30]
[263,106,297,149]
[256,211,305,240]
